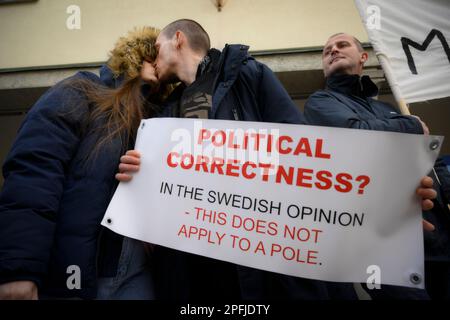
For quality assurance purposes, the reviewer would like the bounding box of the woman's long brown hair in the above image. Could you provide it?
[66,27,171,158]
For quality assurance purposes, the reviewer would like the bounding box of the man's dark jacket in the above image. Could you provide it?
[305,74,450,299]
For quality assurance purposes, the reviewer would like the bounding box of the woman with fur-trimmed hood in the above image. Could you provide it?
[0,26,169,300]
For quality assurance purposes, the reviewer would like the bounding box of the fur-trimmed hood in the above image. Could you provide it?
[107,26,160,80]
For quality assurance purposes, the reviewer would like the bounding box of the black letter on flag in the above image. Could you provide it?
[401,29,450,75]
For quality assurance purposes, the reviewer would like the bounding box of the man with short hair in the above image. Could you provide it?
[304,33,450,299]
[153,19,304,123]
[305,32,429,134]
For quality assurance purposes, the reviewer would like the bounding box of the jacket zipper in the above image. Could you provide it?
[232,107,239,120]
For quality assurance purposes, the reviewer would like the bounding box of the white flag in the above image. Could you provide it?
[355,0,450,103]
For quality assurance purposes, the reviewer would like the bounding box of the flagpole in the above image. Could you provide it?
[375,52,411,115]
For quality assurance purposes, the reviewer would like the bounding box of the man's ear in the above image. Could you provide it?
[361,51,369,64]
[175,31,184,49]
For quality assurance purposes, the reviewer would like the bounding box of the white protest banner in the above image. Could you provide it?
[355,0,450,103]
[103,118,442,288]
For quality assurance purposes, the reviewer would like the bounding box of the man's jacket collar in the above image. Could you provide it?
[325,74,379,98]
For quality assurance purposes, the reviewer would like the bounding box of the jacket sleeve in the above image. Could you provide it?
[245,61,306,124]
[304,90,424,134]
[0,82,87,287]
[433,157,450,203]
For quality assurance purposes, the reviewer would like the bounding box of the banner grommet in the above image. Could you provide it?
[429,140,440,151]
[409,273,422,285]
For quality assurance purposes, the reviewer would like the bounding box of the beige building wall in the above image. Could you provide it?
[0,0,368,69]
